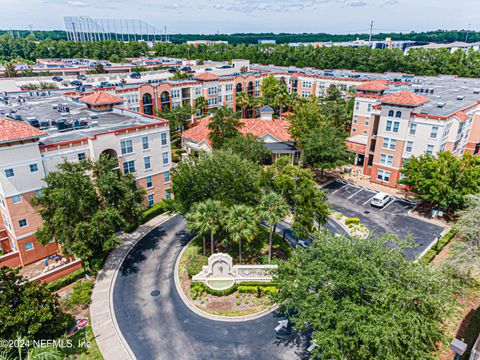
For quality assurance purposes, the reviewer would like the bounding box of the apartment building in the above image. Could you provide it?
[346,77,480,188]
[0,91,172,268]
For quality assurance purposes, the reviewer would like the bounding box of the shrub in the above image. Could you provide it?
[187,255,207,278]
[345,217,360,226]
[142,198,174,223]
[45,269,86,292]
[175,149,187,156]
[62,280,94,309]
[436,228,457,250]
[420,249,437,264]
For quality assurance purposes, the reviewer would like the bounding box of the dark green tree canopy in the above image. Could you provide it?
[207,106,243,149]
[172,150,261,213]
[273,231,456,359]
[0,267,71,343]
[400,151,480,213]
[222,134,271,165]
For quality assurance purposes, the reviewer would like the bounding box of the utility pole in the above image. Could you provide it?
[368,20,374,43]
[465,23,471,42]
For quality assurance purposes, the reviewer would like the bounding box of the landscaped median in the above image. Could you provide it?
[176,226,291,318]
[329,210,369,238]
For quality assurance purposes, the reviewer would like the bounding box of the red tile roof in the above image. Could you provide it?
[194,72,220,81]
[0,118,45,144]
[356,80,389,92]
[455,111,469,121]
[380,91,430,106]
[80,92,124,105]
[181,117,292,147]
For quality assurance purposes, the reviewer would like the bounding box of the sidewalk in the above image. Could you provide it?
[89,213,172,360]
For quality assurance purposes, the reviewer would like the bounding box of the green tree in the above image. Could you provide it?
[172,71,190,79]
[301,125,351,178]
[257,192,289,261]
[94,63,106,74]
[261,159,329,238]
[222,134,271,165]
[273,231,456,359]
[185,199,225,254]
[400,151,480,213]
[0,268,71,344]
[162,105,193,131]
[194,96,208,116]
[235,92,249,118]
[32,157,145,269]
[207,106,243,148]
[224,204,258,264]
[260,75,280,107]
[172,150,261,213]
[4,62,16,78]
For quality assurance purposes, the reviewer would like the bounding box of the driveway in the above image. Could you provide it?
[112,215,307,360]
[323,180,445,259]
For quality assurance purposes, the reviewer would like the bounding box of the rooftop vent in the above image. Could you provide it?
[437,102,446,108]
[473,89,480,94]
[457,95,465,100]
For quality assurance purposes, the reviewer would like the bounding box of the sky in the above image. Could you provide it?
[1,0,479,34]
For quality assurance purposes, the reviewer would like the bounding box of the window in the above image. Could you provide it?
[147,194,154,207]
[195,87,202,96]
[430,126,438,139]
[165,189,172,199]
[24,241,34,251]
[386,120,399,132]
[5,169,14,178]
[226,94,233,102]
[377,169,391,182]
[386,120,392,132]
[29,163,38,173]
[395,111,402,118]
[208,97,217,106]
[388,110,394,117]
[12,195,21,204]
[78,152,86,161]
[382,138,396,150]
[355,102,359,110]
[353,116,358,124]
[226,84,233,92]
[171,89,180,98]
[409,123,417,135]
[144,156,151,170]
[19,219,28,228]
[352,128,356,133]
[367,104,372,112]
[393,121,400,133]
[146,175,153,188]
[121,140,133,155]
[142,136,149,150]
[302,91,311,98]
[164,170,170,183]
[380,153,394,166]
[162,152,169,165]
[303,81,312,88]
[406,141,413,153]
[365,117,370,126]
[123,160,135,174]
[426,144,434,155]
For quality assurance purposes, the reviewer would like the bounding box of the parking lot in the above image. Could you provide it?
[323,179,445,259]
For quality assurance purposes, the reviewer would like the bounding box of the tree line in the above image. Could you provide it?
[2,35,480,77]
[2,29,480,44]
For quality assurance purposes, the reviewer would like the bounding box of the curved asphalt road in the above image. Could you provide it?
[113,215,311,360]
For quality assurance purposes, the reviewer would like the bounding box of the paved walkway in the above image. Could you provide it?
[90,213,172,360]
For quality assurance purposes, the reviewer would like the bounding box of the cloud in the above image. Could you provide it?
[67,0,88,6]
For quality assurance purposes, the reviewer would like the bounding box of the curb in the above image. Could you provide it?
[173,239,278,323]
[415,225,452,261]
[90,213,173,360]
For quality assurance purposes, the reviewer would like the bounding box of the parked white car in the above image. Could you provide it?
[370,192,391,208]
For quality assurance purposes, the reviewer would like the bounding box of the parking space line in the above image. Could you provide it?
[381,198,396,211]
[347,188,364,199]
[331,184,348,195]
[363,194,377,206]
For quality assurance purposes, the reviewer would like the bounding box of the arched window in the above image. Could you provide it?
[236,83,243,93]
[395,111,402,118]
[388,110,394,117]
[142,93,153,116]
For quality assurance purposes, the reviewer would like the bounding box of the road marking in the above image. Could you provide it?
[381,198,396,211]
[331,183,348,195]
[347,188,364,199]
[363,194,378,206]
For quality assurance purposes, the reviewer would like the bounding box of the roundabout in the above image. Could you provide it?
[111,215,307,359]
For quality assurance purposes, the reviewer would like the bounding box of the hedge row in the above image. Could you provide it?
[190,281,277,297]
[45,269,86,292]
[142,198,174,223]
[420,228,458,264]
[345,217,360,226]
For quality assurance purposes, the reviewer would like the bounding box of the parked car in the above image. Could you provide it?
[99,81,113,87]
[168,67,179,73]
[52,76,63,82]
[130,72,141,79]
[70,80,82,86]
[7,114,22,120]
[77,74,87,80]
[204,68,213,71]
[181,66,191,72]
[370,192,391,208]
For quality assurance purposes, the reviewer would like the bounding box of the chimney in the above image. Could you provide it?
[259,105,274,120]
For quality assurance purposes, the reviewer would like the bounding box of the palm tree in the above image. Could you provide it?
[274,85,289,115]
[225,205,258,264]
[194,96,208,117]
[185,199,225,255]
[258,192,289,262]
[235,92,249,118]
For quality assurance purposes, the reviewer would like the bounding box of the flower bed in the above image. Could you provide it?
[330,211,369,239]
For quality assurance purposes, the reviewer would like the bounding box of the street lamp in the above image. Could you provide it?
[450,338,467,360]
